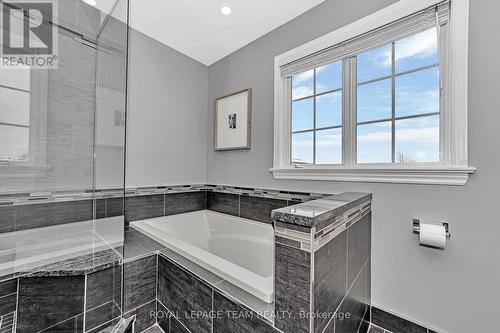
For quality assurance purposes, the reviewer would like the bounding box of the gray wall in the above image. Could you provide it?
[127,29,208,187]
[206,1,500,332]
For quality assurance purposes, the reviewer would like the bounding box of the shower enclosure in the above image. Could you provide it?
[0,0,129,331]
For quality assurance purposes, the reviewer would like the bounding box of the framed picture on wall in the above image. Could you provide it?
[214,88,252,151]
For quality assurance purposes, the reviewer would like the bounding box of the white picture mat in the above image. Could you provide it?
[215,90,250,150]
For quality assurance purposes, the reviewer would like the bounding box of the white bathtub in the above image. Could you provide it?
[130,210,274,303]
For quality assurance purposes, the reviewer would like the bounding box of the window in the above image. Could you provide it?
[291,62,343,164]
[0,66,48,175]
[273,0,475,185]
[0,67,31,162]
[356,29,441,164]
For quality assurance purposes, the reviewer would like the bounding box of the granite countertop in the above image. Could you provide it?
[271,192,371,228]
[24,248,121,277]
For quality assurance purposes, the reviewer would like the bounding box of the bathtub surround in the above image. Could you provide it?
[273,193,372,333]
[122,190,373,332]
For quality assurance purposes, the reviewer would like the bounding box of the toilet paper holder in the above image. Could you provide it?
[412,219,451,239]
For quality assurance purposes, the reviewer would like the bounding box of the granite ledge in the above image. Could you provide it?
[271,192,371,228]
[23,248,121,277]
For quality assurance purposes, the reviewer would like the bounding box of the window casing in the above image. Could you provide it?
[272,0,475,185]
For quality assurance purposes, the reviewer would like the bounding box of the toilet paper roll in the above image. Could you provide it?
[419,223,447,249]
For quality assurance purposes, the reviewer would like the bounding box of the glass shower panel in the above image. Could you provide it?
[0,0,128,280]
[94,0,129,258]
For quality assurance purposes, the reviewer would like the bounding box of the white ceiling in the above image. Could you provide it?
[128,0,325,66]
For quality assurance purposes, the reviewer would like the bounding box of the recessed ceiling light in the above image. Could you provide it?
[220,6,232,16]
[82,0,97,6]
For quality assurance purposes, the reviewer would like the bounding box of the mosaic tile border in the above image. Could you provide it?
[0,184,330,207]
[275,199,372,253]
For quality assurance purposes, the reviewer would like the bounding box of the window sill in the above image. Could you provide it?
[0,164,51,177]
[270,166,477,185]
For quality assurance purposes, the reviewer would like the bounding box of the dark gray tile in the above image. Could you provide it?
[157,255,212,333]
[347,213,371,287]
[124,229,164,259]
[86,317,121,333]
[107,197,124,217]
[39,314,84,333]
[335,262,369,333]
[359,305,371,333]
[86,265,122,310]
[95,199,106,219]
[0,312,16,333]
[142,326,166,333]
[0,205,16,233]
[170,316,191,333]
[123,254,157,312]
[368,325,385,333]
[164,192,206,216]
[206,192,239,216]
[125,194,164,224]
[213,290,277,333]
[371,306,427,333]
[275,243,311,333]
[0,293,16,316]
[314,230,347,333]
[158,249,223,286]
[0,278,17,297]
[17,276,85,333]
[16,200,93,231]
[85,301,121,332]
[157,300,171,333]
[123,299,156,333]
[240,196,287,224]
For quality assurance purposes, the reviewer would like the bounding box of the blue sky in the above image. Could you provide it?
[291,28,440,164]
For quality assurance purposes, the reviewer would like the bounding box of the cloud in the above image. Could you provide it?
[292,70,314,86]
[357,125,439,143]
[292,86,314,100]
[395,28,437,63]
[396,89,439,115]
[316,133,342,147]
[365,28,437,68]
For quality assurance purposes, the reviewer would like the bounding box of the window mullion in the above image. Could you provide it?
[313,69,317,164]
[343,57,356,167]
[391,42,396,164]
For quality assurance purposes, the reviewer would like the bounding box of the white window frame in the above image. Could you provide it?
[272,0,475,185]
